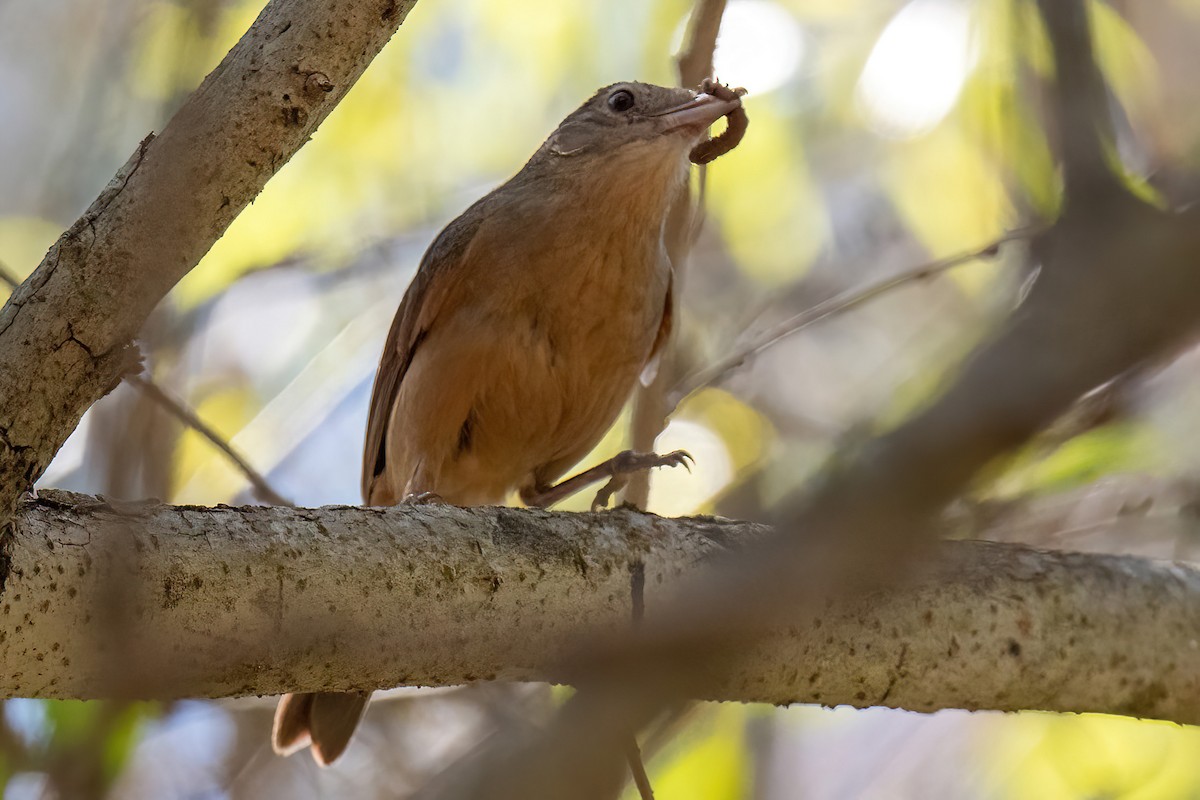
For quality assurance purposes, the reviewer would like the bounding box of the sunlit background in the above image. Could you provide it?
[2,0,1200,797]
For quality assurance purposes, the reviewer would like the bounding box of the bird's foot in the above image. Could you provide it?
[402,491,445,505]
[591,450,694,511]
[522,450,695,510]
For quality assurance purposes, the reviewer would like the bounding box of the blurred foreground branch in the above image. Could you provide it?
[424,3,1200,795]
[1,490,1197,726]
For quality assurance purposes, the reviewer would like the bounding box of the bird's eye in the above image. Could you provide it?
[607,89,635,113]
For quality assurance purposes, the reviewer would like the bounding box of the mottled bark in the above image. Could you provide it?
[0,0,419,512]
[3,491,1197,726]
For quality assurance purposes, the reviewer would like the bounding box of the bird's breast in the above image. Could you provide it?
[528,227,668,371]
[471,219,670,471]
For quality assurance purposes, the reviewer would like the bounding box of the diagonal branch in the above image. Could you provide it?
[2,261,290,506]
[125,374,291,506]
[0,0,420,516]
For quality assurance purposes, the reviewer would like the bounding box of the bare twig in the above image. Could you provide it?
[669,227,1044,406]
[0,262,20,290]
[126,374,291,506]
[625,740,655,800]
[625,559,655,800]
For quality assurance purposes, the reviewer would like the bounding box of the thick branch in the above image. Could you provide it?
[3,491,1197,726]
[0,0,418,511]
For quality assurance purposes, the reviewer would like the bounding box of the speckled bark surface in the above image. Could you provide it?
[2,491,1197,725]
[0,0,419,513]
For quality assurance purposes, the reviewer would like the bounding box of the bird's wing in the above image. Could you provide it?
[361,206,488,503]
[640,266,675,386]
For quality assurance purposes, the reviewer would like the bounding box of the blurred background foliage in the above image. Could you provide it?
[2,0,1200,796]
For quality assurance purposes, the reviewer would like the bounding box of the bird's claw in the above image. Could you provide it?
[611,449,693,475]
[590,450,696,511]
[402,491,445,505]
[591,478,625,512]
[660,450,694,472]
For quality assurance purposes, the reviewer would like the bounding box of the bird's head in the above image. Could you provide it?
[536,81,743,166]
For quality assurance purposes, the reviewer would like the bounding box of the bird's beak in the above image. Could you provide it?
[653,92,742,135]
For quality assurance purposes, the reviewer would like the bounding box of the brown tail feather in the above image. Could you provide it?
[272,691,371,766]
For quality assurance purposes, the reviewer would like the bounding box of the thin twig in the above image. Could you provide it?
[0,262,21,290]
[625,740,656,800]
[126,373,291,506]
[668,227,1044,408]
[623,562,655,800]
[620,6,732,787]
[4,262,288,505]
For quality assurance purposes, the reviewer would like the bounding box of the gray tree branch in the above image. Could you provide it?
[2,491,1197,727]
[0,0,419,514]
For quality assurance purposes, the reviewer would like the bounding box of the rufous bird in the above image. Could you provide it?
[273,80,745,766]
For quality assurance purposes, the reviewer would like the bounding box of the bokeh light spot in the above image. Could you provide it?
[856,0,978,138]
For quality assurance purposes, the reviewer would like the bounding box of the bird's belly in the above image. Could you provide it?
[390,243,668,502]
[536,249,666,435]
[487,281,662,485]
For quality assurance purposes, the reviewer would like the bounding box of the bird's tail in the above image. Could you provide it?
[272,691,371,766]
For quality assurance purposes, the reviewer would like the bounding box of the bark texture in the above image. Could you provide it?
[0,0,418,511]
[3,491,1198,726]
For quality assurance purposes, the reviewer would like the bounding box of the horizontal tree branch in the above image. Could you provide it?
[3,491,1196,725]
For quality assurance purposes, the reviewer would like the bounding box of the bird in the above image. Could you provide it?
[272,80,745,766]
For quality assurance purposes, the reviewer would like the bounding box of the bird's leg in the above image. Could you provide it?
[520,450,693,511]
